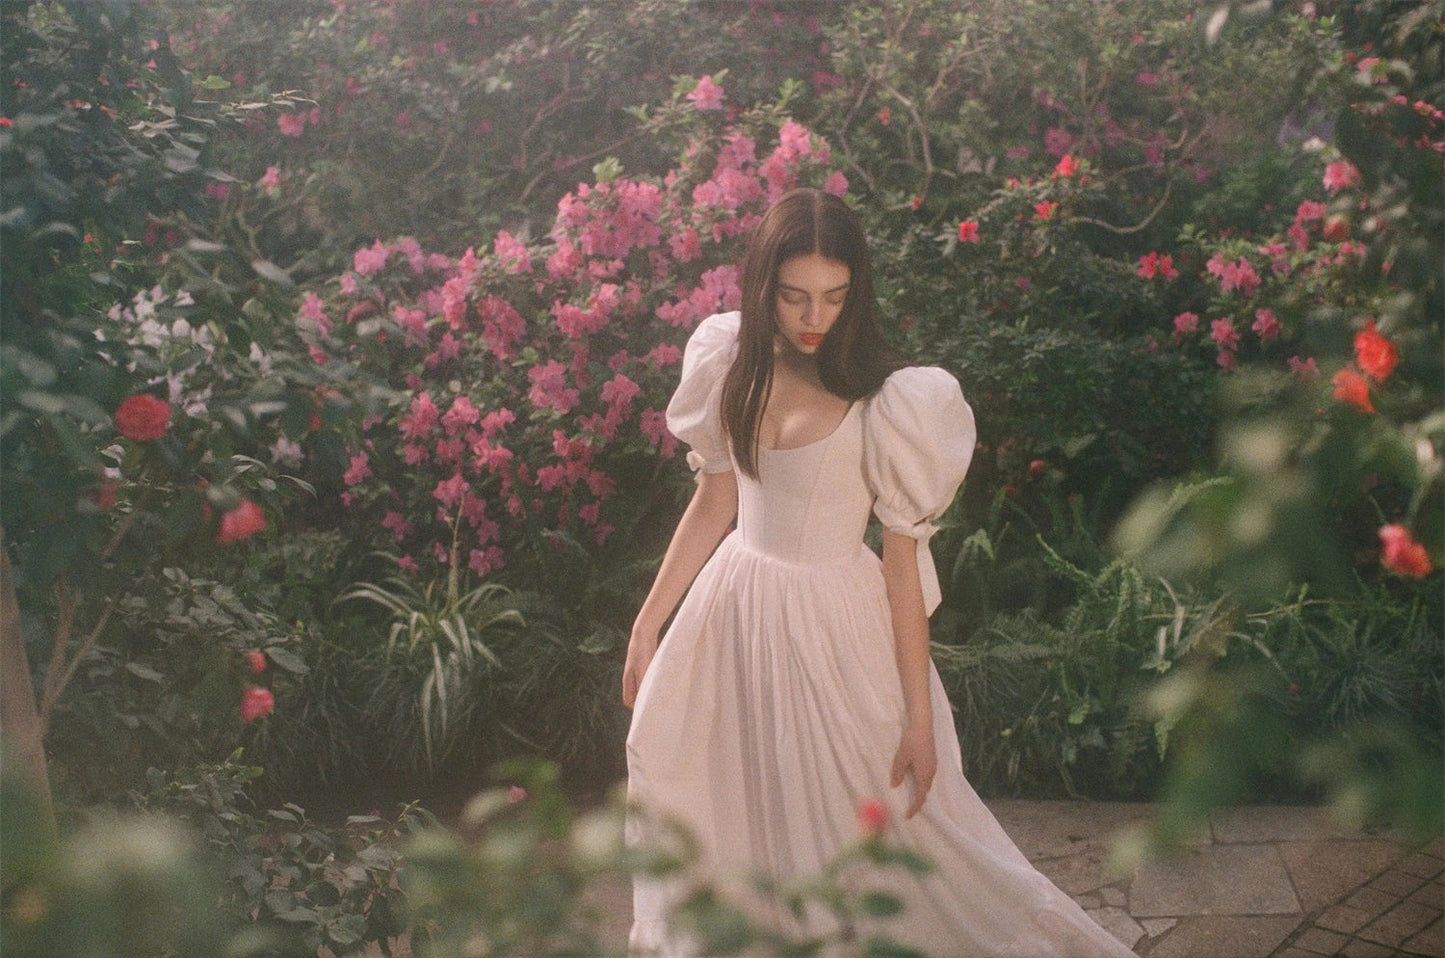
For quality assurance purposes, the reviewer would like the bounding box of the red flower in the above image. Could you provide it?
[240,686,275,722]
[876,106,891,126]
[1033,200,1058,221]
[957,220,980,243]
[1052,154,1079,178]
[1353,319,1398,382]
[1028,459,1046,478]
[1322,160,1360,194]
[1379,525,1433,579]
[1321,215,1349,242]
[856,797,889,836]
[216,500,267,544]
[114,394,172,441]
[245,650,268,674]
[92,478,120,510]
[1331,368,1375,414]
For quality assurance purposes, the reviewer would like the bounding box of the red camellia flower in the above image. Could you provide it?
[216,500,267,544]
[245,650,268,674]
[856,797,889,836]
[114,393,172,441]
[1331,368,1375,414]
[1321,215,1349,242]
[1353,318,1398,382]
[957,220,980,243]
[1378,525,1433,579]
[240,686,275,722]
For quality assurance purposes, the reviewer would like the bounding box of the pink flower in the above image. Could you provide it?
[1323,160,1360,194]
[216,500,266,544]
[277,112,307,137]
[1043,127,1074,158]
[669,227,702,263]
[1210,318,1240,351]
[400,392,440,440]
[1251,308,1280,342]
[528,361,579,414]
[353,240,389,276]
[381,511,412,543]
[1288,355,1320,379]
[1028,459,1046,478]
[493,230,532,273]
[857,797,889,836]
[244,651,267,674]
[1172,312,1200,338]
[433,473,470,508]
[600,373,640,416]
[114,394,172,441]
[1379,525,1433,579]
[1216,349,1237,372]
[442,396,481,435]
[641,408,677,458]
[823,170,849,196]
[1331,368,1374,414]
[1052,154,1080,178]
[240,686,275,722]
[260,166,284,192]
[686,75,725,111]
[1294,200,1326,223]
[343,451,372,486]
[957,220,980,243]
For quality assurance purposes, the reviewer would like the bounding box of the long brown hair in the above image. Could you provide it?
[721,187,904,478]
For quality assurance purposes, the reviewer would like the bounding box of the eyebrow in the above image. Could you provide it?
[778,282,851,294]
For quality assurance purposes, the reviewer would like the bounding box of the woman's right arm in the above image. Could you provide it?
[622,469,738,708]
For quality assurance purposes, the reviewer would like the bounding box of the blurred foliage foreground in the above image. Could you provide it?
[0,0,1441,954]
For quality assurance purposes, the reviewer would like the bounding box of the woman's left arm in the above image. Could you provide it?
[881,529,937,818]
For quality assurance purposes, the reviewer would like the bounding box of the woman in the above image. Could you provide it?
[623,188,1134,958]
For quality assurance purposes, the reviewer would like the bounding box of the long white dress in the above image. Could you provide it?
[627,312,1135,958]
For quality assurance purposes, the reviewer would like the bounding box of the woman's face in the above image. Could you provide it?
[773,253,850,358]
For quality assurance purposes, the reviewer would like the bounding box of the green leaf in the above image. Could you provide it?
[264,645,309,675]
[859,891,904,917]
[251,259,294,286]
[326,913,367,946]
[198,74,232,90]
[124,662,166,684]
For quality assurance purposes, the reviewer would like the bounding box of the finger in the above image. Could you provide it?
[907,769,935,818]
[889,751,905,788]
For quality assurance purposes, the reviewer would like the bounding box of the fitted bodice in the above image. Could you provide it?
[734,403,873,565]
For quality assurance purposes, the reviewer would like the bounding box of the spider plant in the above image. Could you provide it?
[335,538,524,772]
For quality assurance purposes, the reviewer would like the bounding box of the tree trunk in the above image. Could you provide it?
[0,528,55,832]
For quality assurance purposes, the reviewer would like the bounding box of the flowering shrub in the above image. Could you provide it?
[311,93,847,594]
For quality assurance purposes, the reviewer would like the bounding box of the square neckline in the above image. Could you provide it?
[758,401,858,454]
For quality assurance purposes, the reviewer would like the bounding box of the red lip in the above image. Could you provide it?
[800,333,824,346]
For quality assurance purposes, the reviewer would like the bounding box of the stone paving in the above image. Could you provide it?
[475,798,1442,957]
[988,799,1444,958]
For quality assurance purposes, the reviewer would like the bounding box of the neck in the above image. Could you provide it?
[773,339,820,381]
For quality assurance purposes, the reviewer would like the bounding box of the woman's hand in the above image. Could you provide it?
[622,626,659,709]
[890,715,937,818]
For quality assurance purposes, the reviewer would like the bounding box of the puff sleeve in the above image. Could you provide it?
[665,311,740,473]
[862,366,977,616]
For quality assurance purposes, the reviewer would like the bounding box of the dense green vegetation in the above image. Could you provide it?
[2,1,1439,953]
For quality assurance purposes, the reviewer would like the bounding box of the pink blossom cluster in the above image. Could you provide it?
[301,116,847,581]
